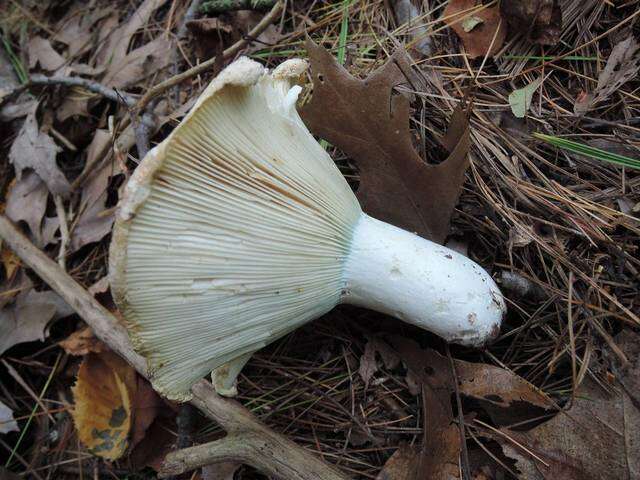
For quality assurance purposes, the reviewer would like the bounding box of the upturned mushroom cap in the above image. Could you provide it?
[110,57,505,401]
[110,57,361,400]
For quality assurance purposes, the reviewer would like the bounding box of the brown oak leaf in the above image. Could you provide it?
[302,39,470,243]
[443,0,506,59]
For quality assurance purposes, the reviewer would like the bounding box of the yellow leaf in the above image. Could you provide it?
[72,351,136,460]
[1,246,21,280]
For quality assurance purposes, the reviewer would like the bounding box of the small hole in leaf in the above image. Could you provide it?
[317,74,324,83]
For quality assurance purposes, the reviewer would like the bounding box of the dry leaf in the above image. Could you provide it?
[0,289,74,355]
[391,0,432,57]
[1,247,20,280]
[376,445,421,480]
[498,332,640,480]
[9,104,70,196]
[95,0,169,88]
[27,36,66,71]
[443,0,506,59]
[5,172,59,248]
[0,400,19,434]
[509,77,543,118]
[574,36,640,115]
[53,8,114,59]
[102,37,172,89]
[71,131,122,251]
[359,337,401,387]
[501,0,561,46]
[72,350,164,460]
[302,40,470,243]
[72,351,135,459]
[390,337,460,480]
[456,357,551,409]
[59,326,106,356]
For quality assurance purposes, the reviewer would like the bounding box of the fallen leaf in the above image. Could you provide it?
[0,400,19,434]
[501,0,561,46]
[574,36,640,115]
[509,77,543,118]
[71,134,122,251]
[72,351,135,459]
[391,0,432,57]
[95,0,169,88]
[376,445,421,480]
[59,326,106,356]
[302,40,470,243]
[102,36,172,89]
[53,8,114,59]
[462,16,484,33]
[72,349,164,461]
[27,36,66,71]
[497,332,640,480]
[129,375,165,450]
[1,247,20,280]
[0,289,74,355]
[5,172,59,248]
[359,337,401,387]
[8,104,70,196]
[129,416,176,471]
[390,337,460,480]
[443,0,506,59]
[456,357,552,409]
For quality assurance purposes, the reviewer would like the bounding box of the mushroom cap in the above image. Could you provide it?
[109,57,361,400]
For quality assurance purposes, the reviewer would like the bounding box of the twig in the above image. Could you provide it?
[0,215,349,480]
[53,195,69,270]
[200,0,277,13]
[172,0,203,105]
[445,344,470,480]
[29,74,136,107]
[135,0,283,113]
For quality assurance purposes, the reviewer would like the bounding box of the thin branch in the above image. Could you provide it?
[29,74,136,107]
[53,195,69,270]
[0,215,349,480]
[135,0,283,113]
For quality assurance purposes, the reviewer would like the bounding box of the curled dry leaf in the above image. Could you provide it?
[72,351,134,459]
[72,350,164,460]
[376,444,421,480]
[8,104,70,196]
[0,289,74,355]
[71,130,123,251]
[390,337,460,480]
[59,326,106,356]
[5,172,59,248]
[574,36,640,115]
[27,36,66,72]
[501,0,561,46]
[443,0,506,59]
[497,330,640,480]
[302,39,470,243]
[359,337,401,387]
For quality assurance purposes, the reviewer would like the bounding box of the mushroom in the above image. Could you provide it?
[110,57,506,401]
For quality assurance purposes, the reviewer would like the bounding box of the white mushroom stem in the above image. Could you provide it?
[342,214,504,346]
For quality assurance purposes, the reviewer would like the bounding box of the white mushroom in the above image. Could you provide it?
[109,57,506,401]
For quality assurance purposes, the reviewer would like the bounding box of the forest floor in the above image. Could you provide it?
[0,0,639,479]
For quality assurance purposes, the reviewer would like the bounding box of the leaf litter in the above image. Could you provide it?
[0,0,639,478]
